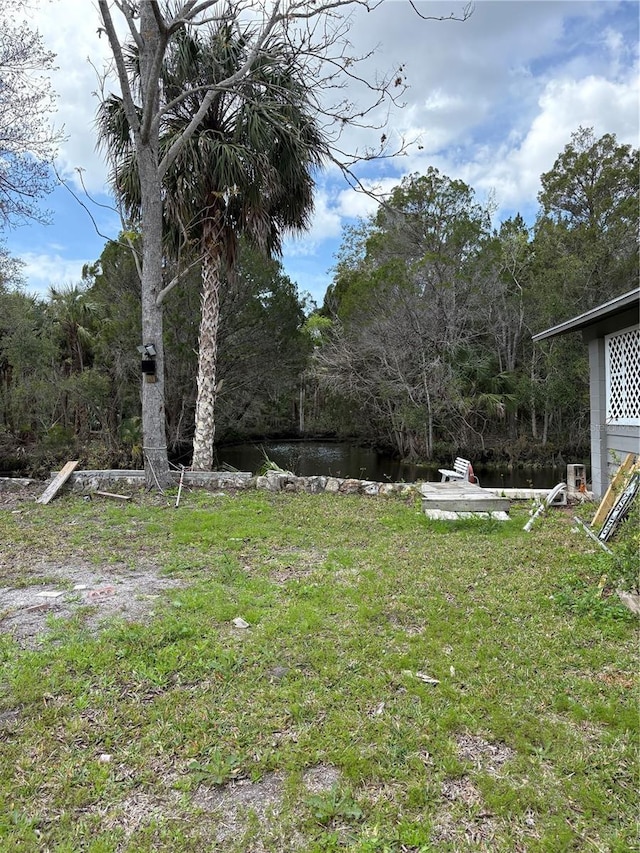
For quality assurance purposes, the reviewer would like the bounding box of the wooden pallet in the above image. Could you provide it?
[420,481,509,513]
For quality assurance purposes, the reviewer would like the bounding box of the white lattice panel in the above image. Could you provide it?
[606,326,640,424]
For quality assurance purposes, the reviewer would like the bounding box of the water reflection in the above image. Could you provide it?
[215,440,580,489]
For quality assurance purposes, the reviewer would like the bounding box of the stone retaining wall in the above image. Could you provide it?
[255,470,416,497]
[61,469,418,497]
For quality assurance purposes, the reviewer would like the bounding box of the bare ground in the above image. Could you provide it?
[1,482,183,648]
[0,561,184,648]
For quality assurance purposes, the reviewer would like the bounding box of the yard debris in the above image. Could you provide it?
[597,471,639,542]
[99,753,112,764]
[523,482,567,531]
[24,603,51,614]
[617,591,640,616]
[572,516,613,554]
[175,466,186,508]
[94,491,131,501]
[36,460,79,504]
[88,585,117,600]
[591,453,639,527]
[232,617,250,629]
[416,671,440,685]
[403,669,440,685]
[37,590,65,598]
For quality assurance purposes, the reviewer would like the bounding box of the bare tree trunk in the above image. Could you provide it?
[191,250,222,470]
[530,356,538,440]
[139,143,172,487]
[299,384,305,433]
[100,1,172,488]
[138,4,171,487]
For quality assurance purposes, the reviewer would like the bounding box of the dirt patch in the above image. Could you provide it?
[430,810,499,849]
[0,480,43,510]
[429,734,519,848]
[193,771,286,842]
[301,764,341,793]
[0,560,183,648]
[441,775,482,806]
[193,763,340,845]
[455,733,515,775]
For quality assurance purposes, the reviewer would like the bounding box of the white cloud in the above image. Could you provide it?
[37,1,115,192]
[463,69,640,215]
[284,189,343,256]
[11,0,638,302]
[20,252,92,297]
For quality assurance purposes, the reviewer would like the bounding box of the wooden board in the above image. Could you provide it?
[591,454,639,527]
[36,460,79,505]
[94,491,131,501]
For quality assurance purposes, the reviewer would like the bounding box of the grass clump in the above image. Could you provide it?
[0,490,637,851]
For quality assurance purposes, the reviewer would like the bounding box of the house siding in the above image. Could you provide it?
[536,290,639,499]
[586,320,639,498]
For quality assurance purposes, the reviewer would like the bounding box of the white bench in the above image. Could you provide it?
[438,457,477,484]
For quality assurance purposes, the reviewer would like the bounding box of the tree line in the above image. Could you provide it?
[311,128,638,464]
[1,128,636,476]
[0,2,637,478]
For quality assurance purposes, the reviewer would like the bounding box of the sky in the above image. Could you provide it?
[3,0,639,306]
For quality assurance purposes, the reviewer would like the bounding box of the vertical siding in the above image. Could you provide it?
[588,338,608,498]
[605,425,640,483]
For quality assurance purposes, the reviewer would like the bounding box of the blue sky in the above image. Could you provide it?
[4,0,639,306]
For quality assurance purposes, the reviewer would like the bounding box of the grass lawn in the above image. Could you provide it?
[0,488,637,851]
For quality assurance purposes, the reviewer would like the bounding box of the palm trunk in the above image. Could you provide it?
[191,248,222,470]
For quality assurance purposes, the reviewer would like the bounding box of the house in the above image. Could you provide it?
[533,288,639,498]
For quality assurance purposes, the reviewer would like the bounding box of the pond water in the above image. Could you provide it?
[215,440,582,490]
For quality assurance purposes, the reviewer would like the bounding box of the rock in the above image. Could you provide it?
[339,478,361,494]
[269,666,289,681]
[325,477,341,493]
[306,476,327,494]
[362,481,380,495]
[617,590,640,616]
[265,471,284,491]
[232,617,250,629]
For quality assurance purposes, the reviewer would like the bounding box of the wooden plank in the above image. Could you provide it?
[36,461,79,505]
[591,453,638,527]
[94,491,131,501]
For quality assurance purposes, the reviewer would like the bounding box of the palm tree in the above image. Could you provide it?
[48,285,97,374]
[98,24,327,469]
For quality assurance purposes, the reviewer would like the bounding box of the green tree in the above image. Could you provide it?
[99,24,327,470]
[214,244,311,440]
[537,127,639,310]
[0,285,58,454]
[319,170,493,459]
[96,1,463,486]
[527,129,638,450]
